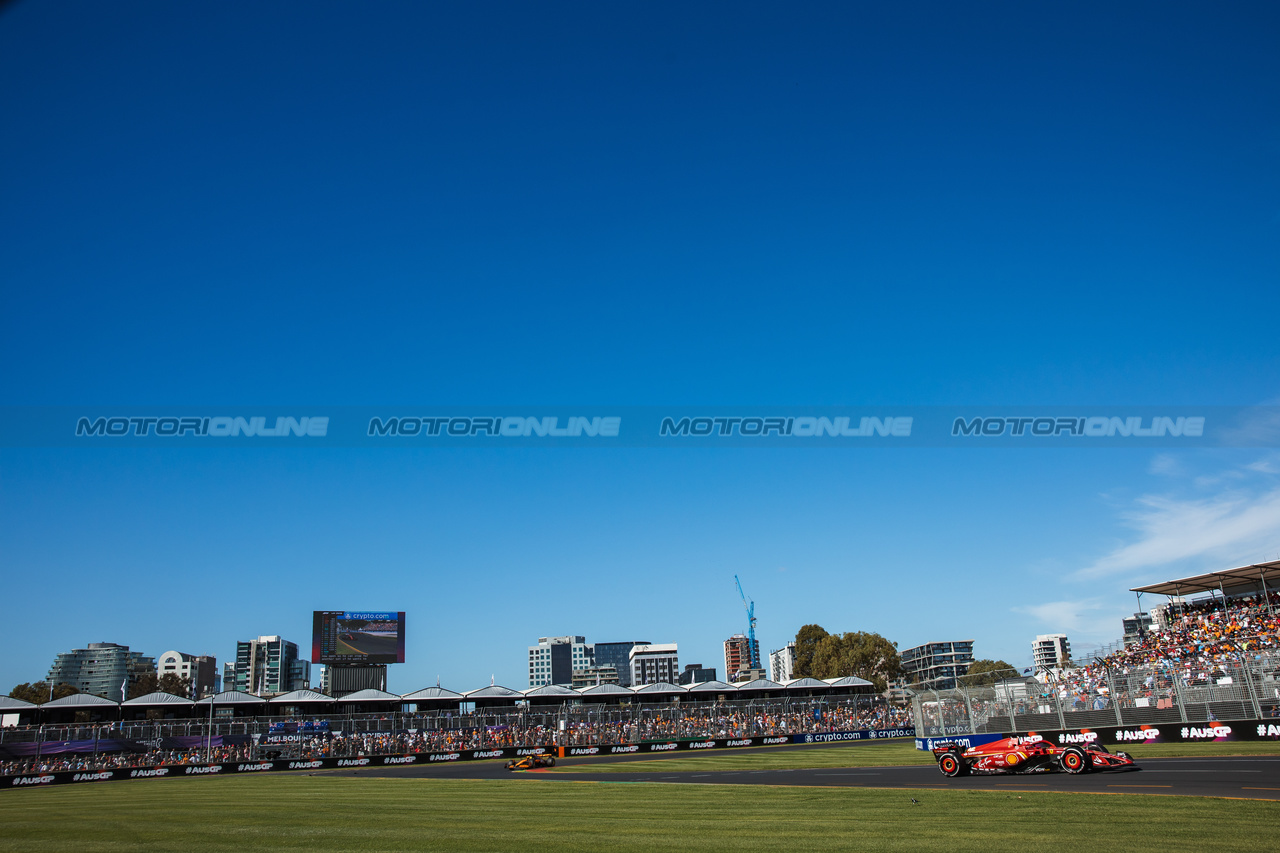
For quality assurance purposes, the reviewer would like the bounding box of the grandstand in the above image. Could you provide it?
[913,560,1280,736]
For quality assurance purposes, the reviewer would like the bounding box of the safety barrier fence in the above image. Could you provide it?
[913,654,1280,737]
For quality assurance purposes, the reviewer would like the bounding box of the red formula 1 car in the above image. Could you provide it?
[932,736,1136,777]
[505,753,556,770]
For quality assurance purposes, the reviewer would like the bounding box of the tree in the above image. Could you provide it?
[791,624,830,678]
[158,673,193,698]
[809,631,902,691]
[128,671,159,699]
[958,659,1020,688]
[8,682,79,704]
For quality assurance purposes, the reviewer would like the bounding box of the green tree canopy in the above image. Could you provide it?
[9,682,79,704]
[791,624,830,678]
[809,631,902,691]
[958,659,1021,687]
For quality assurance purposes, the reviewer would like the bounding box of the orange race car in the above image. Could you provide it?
[932,736,1136,777]
[504,753,556,770]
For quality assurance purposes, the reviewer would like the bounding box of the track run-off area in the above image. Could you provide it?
[327,739,1280,801]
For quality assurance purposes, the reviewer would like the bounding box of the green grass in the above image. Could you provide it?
[1,775,1277,853]
[1110,741,1280,759]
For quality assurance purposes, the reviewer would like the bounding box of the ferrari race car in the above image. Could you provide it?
[932,736,1136,777]
[504,753,556,770]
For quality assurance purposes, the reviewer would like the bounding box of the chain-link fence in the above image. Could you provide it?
[913,652,1280,736]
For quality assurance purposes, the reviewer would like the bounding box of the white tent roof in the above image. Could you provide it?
[629,681,684,694]
[522,684,578,696]
[195,690,269,705]
[122,691,194,706]
[268,689,335,704]
[732,678,785,692]
[43,693,118,708]
[0,696,37,710]
[335,689,401,702]
[575,683,631,695]
[401,686,463,700]
[684,680,738,693]
[463,685,523,698]
[821,676,875,688]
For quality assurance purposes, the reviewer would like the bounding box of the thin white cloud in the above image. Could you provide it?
[1075,486,1280,580]
[1148,454,1182,477]
[1011,598,1128,646]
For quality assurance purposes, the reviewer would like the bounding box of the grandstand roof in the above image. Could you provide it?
[401,686,463,700]
[780,677,828,690]
[1130,559,1280,598]
[268,689,334,704]
[684,680,737,693]
[522,684,578,696]
[463,685,523,698]
[194,690,268,705]
[122,691,193,706]
[576,683,631,695]
[630,681,684,694]
[822,676,876,688]
[335,689,400,702]
[0,696,37,709]
[43,693,117,708]
[733,678,784,692]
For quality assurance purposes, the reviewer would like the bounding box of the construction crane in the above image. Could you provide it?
[734,575,760,670]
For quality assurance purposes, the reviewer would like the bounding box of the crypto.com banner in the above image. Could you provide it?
[2,406,1277,448]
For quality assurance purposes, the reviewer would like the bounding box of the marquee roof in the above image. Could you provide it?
[122,691,194,706]
[335,689,401,702]
[43,693,118,708]
[0,696,37,709]
[1130,559,1280,598]
[268,689,334,704]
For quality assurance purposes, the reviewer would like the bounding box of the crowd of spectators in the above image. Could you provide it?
[0,698,913,776]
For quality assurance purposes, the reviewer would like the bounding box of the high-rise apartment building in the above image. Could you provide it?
[723,634,759,682]
[223,636,309,695]
[769,641,796,682]
[528,636,594,687]
[47,642,156,700]
[629,643,678,685]
[900,640,975,689]
[1031,634,1071,671]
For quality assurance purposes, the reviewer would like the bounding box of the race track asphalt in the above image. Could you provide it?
[321,743,1280,801]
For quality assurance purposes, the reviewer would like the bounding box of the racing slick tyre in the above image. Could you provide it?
[938,751,967,777]
[547,757,555,767]
[1060,747,1089,774]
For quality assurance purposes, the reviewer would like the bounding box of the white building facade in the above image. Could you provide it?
[629,643,679,685]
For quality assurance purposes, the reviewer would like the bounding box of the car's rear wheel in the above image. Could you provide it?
[1061,747,1089,774]
[546,757,555,767]
[938,752,967,777]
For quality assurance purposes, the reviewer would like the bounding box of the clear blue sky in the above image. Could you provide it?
[2,1,1278,693]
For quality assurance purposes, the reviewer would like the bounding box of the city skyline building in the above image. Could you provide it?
[1031,634,1072,672]
[46,642,156,700]
[723,633,758,682]
[528,636,593,687]
[677,663,717,685]
[900,640,975,689]
[769,641,796,683]
[223,635,309,695]
[629,643,679,685]
[157,650,218,698]
[591,641,650,688]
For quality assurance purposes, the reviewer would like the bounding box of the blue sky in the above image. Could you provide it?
[2,2,1279,693]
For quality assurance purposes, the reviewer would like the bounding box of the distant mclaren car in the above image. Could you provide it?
[932,736,1136,777]
[505,753,556,770]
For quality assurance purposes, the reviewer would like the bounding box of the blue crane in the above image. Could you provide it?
[734,575,760,670]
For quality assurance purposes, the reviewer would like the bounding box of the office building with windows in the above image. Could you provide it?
[592,641,650,687]
[723,634,759,682]
[157,650,218,698]
[47,642,156,700]
[629,643,678,685]
[223,636,309,695]
[528,636,594,687]
[769,641,796,683]
[900,640,975,689]
[1031,634,1072,671]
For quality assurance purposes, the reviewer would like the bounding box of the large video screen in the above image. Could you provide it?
[312,611,406,664]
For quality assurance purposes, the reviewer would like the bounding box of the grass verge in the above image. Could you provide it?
[2,775,1277,853]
